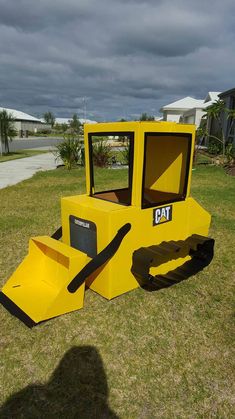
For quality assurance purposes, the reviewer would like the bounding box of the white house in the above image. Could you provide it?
[160,92,221,127]
[181,92,221,126]
[0,107,48,137]
[160,97,204,124]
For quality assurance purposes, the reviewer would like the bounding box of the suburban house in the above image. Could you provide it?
[160,97,204,124]
[0,107,49,137]
[160,92,221,127]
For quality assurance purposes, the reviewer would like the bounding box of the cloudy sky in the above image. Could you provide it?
[0,0,234,121]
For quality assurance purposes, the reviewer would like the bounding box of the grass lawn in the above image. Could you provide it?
[0,149,49,163]
[0,166,234,418]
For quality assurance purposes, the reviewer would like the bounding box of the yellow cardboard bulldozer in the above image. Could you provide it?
[0,121,214,326]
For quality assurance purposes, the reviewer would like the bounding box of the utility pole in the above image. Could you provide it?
[83,97,87,123]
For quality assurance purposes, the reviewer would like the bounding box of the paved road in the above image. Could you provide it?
[9,137,63,151]
[0,152,59,189]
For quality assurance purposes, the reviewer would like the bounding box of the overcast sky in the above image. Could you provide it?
[0,0,234,121]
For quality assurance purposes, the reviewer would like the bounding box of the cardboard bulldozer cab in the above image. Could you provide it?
[0,122,214,326]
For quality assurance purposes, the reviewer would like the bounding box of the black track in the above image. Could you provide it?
[131,234,214,291]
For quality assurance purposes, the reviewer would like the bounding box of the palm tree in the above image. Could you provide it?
[203,100,226,155]
[203,100,235,156]
[0,110,17,154]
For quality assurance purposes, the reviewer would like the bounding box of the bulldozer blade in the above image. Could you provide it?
[1,236,88,326]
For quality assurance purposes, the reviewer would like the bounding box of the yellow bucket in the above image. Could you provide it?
[1,236,88,325]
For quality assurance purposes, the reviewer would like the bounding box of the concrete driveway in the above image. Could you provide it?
[0,152,58,189]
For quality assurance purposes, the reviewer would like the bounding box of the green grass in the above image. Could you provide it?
[0,166,234,418]
[0,150,48,163]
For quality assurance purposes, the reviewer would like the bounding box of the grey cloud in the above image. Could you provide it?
[0,0,234,120]
[107,2,227,57]
[0,0,96,31]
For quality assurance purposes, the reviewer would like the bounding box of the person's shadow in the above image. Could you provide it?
[0,346,118,419]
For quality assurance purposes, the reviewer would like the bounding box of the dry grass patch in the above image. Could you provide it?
[0,150,48,163]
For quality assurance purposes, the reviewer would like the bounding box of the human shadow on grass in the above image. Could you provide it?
[0,346,118,419]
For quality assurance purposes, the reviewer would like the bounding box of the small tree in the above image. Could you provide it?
[0,110,17,154]
[69,114,82,135]
[139,113,155,121]
[54,122,68,134]
[43,111,55,127]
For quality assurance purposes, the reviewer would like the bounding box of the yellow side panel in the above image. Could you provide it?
[187,197,211,236]
[60,189,211,301]
[106,199,211,299]
[105,202,189,299]
[61,195,113,300]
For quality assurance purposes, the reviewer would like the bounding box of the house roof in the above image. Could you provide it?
[204,92,221,103]
[160,92,222,114]
[218,88,235,98]
[80,118,97,124]
[201,93,221,109]
[55,118,71,124]
[55,117,97,124]
[160,96,204,111]
[201,101,216,109]
[0,107,41,122]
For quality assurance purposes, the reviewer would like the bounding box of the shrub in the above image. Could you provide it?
[121,144,130,165]
[80,146,85,166]
[92,140,112,167]
[208,137,223,155]
[54,137,81,170]
[225,143,235,165]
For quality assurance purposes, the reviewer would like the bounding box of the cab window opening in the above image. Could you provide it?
[89,132,134,206]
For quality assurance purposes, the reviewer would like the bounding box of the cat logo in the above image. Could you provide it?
[153,205,172,226]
